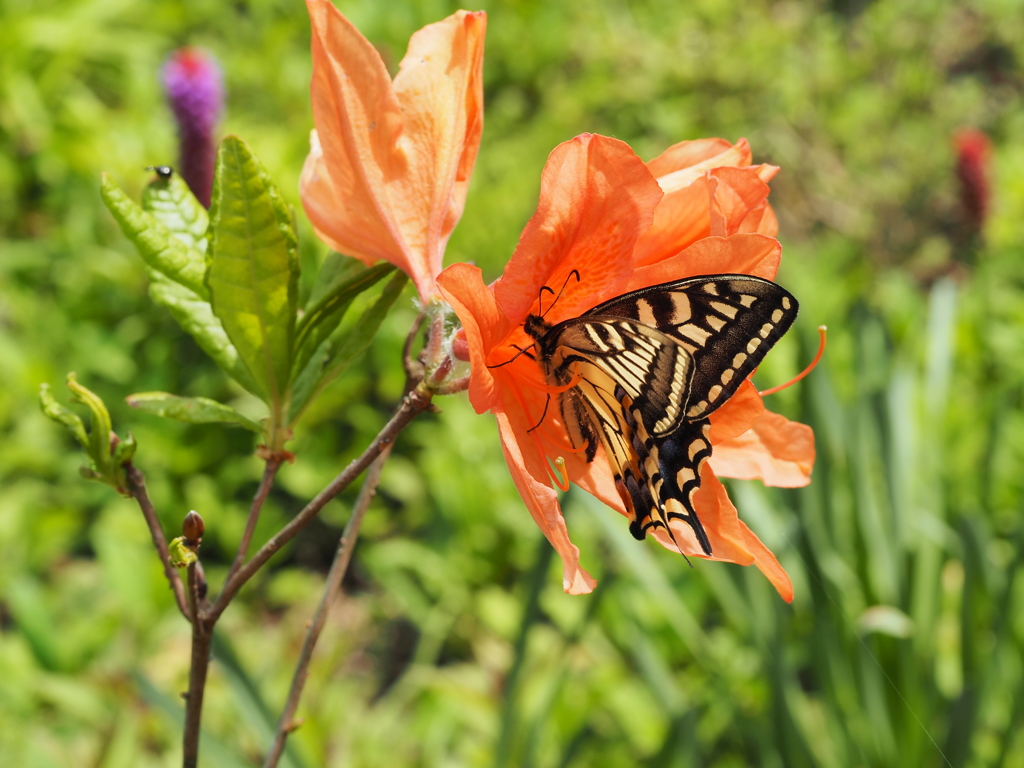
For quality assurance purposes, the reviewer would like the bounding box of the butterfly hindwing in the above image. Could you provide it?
[555,361,714,555]
[543,317,694,438]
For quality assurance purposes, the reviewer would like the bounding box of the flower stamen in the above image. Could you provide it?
[758,325,827,397]
[500,366,587,489]
[549,457,571,492]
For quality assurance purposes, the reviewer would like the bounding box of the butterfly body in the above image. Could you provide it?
[522,274,798,556]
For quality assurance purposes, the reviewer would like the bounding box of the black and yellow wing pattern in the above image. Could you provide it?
[524,274,798,555]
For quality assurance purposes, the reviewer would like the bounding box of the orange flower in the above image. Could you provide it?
[436,133,814,601]
[300,0,486,300]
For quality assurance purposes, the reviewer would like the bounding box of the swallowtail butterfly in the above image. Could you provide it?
[522,274,798,556]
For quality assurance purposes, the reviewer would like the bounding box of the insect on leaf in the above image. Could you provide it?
[100,173,210,299]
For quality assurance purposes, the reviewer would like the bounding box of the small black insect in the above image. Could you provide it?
[146,165,174,179]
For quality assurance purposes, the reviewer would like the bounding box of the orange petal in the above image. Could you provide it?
[302,0,486,299]
[436,262,513,413]
[737,518,794,602]
[565,442,628,516]
[495,411,596,594]
[493,134,663,325]
[392,10,487,291]
[709,380,764,444]
[303,1,404,263]
[300,130,380,268]
[709,409,815,487]
[625,233,782,292]
[648,466,793,600]
[646,138,753,188]
[738,202,779,238]
[637,140,775,267]
[633,176,714,267]
[708,167,773,238]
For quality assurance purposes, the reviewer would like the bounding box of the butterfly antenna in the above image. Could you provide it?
[539,269,581,319]
[537,286,555,317]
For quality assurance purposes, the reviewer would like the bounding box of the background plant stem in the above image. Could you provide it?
[262,446,393,768]
[225,457,282,587]
[205,382,434,623]
[175,380,433,767]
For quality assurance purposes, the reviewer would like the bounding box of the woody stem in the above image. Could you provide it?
[262,446,392,768]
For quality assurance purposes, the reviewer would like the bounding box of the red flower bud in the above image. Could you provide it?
[954,129,991,232]
[183,510,205,542]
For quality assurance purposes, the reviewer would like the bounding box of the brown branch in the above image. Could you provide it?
[204,382,434,624]
[262,446,392,768]
[223,457,282,588]
[181,316,439,766]
[183,561,212,768]
[125,464,191,620]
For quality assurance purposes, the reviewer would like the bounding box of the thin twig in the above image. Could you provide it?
[183,561,212,768]
[403,311,426,383]
[224,457,282,588]
[204,382,434,623]
[125,464,191,620]
[262,446,393,768]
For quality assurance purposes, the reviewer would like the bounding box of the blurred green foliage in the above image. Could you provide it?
[3,0,1024,766]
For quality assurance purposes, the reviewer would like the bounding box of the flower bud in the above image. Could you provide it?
[183,510,205,542]
[451,328,471,361]
[954,129,991,234]
[162,48,224,208]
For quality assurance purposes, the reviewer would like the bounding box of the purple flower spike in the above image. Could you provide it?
[162,48,224,208]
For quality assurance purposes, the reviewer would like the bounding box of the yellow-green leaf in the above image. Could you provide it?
[100,173,209,299]
[207,136,299,412]
[127,392,265,434]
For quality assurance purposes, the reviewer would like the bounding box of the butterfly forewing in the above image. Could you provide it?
[586,274,798,422]
[557,368,714,554]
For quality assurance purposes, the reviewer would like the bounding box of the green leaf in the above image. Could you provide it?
[858,605,915,638]
[39,383,88,449]
[325,271,408,379]
[288,271,408,424]
[41,375,132,495]
[100,172,209,299]
[127,392,265,434]
[148,273,262,397]
[167,536,197,568]
[207,136,299,412]
[287,339,333,426]
[293,258,394,379]
[141,169,209,254]
[66,373,114,478]
[112,432,137,466]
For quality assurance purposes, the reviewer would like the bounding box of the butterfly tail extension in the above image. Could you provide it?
[605,388,700,556]
[654,421,714,556]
